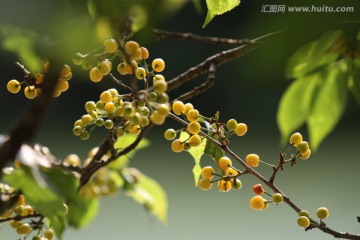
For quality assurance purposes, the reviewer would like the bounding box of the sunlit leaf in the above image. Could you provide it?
[286,31,342,78]
[204,136,224,161]
[0,24,42,72]
[125,169,167,223]
[109,135,150,169]
[179,132,207,186]
[277,73,321,144]
[308,66,348,150]
[203,0,241,28]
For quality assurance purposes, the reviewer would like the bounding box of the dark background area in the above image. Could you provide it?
[0,1,360,239]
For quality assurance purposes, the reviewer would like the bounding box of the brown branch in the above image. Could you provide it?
[153,29,256,45]
[175,63,216,102]
[0,60,62,174]
[79,123,153,188]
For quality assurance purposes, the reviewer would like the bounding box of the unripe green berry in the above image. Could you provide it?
[297,141,309,153]
[104,119,114,129]
[232,179,242,189]
[226,119,238,131]
[272,193,283,204]
[298,210,310,218]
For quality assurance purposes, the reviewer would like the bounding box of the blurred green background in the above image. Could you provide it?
[0,0,360,239]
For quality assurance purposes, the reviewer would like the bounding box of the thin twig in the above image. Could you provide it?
[175,63,216,102]
[153,29,257,45]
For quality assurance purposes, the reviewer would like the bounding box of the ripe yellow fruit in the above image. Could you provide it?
[201,166,215,179]
[300,149,311,160]
[24,86,37,99]
[152,58,165,72]
[186,109,199,122]
[187,121,201,135]
[217,156,232,171]
[297,141,310,153]
[100,90,112,103]
[103,38,118,53]
[289,132,303,146]
[172,101,185,115]
[235,123,248,136]
[171,139,184,153]
[89,67,103,82]
[7,79,21,93]
[199,178,212,190]
[316,207,329,219]
[250,196,266,210]
[218,180,232,192]
[188,134,202,147]
[245,153,260,167]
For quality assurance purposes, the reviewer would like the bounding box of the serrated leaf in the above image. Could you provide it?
[125,169,167,223]
[286,31,342,78]
[203,0,240,28]
[277,73,321,144]
[308,66,348,150]
[179,132,207,186]
[109,135,149,169]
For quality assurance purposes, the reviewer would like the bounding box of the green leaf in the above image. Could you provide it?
[204,137,224,160]
[286,31,342,78]
[125,169,167,223]
[203,0,241,28]
[109,135,149,169]
[0,24,42,73]
[348,59,360,105]
[277,73,321,144]
[67,197,100,228]
[179,132,207,186]
[308,66,348,150]
[4,167,67,238]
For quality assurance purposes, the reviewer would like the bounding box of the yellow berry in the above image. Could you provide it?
[100,90,112,103]
[290,132,303,146]
[188,134,202,147]
[226,119,238,131]
[153,80,168,94]
[135,67,147,80]
[7,79,21,93]
[150,111,166,125]
[43,229,55,240]
[140,47,149,59]
[172,100,185,115]
[316,207,329,219]
[186,109,199,122]
[97,60,112,75]
[218,179,232,192]
[300,149,311,160]
[171,139,184,153]
[152,58,165,72]
[89,67,103,82]
[187,121,201,135]
[24,86,37,99]
[117,62,127,75]
[297,216,311,228]
[182,103,194,114]
[104,38,118,53]
[16,223,31,235]
[297,141,309,153]
[246,153,260,167]
[164,128,176,140]
[199,178,212,190]
[250,196,266,210]
[125,41,140,55]
[64,154,81,166]
[104,102,116,113]
[218,156,232,171]
[235,123,248,136]
[201,166,215,179]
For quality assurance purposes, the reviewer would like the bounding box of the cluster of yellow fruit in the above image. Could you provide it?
[6,62,72,99]
[72,38,170,140]
[63,151,118,198]
[197,157,243,192]
[72,87,170,140]
[289,132,311,160]
[165,100,248,153]
[0,190,57,240]
[73,38,166,88]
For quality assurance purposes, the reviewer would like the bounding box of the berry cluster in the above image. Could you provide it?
[289,132,312,160]
[198,157,243,192]
[0,185,58,240]
[165,100,248,153]
[296,207,329,228]
[6,62,72,99]
[249,184,283,211]
[72,38,170,140]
